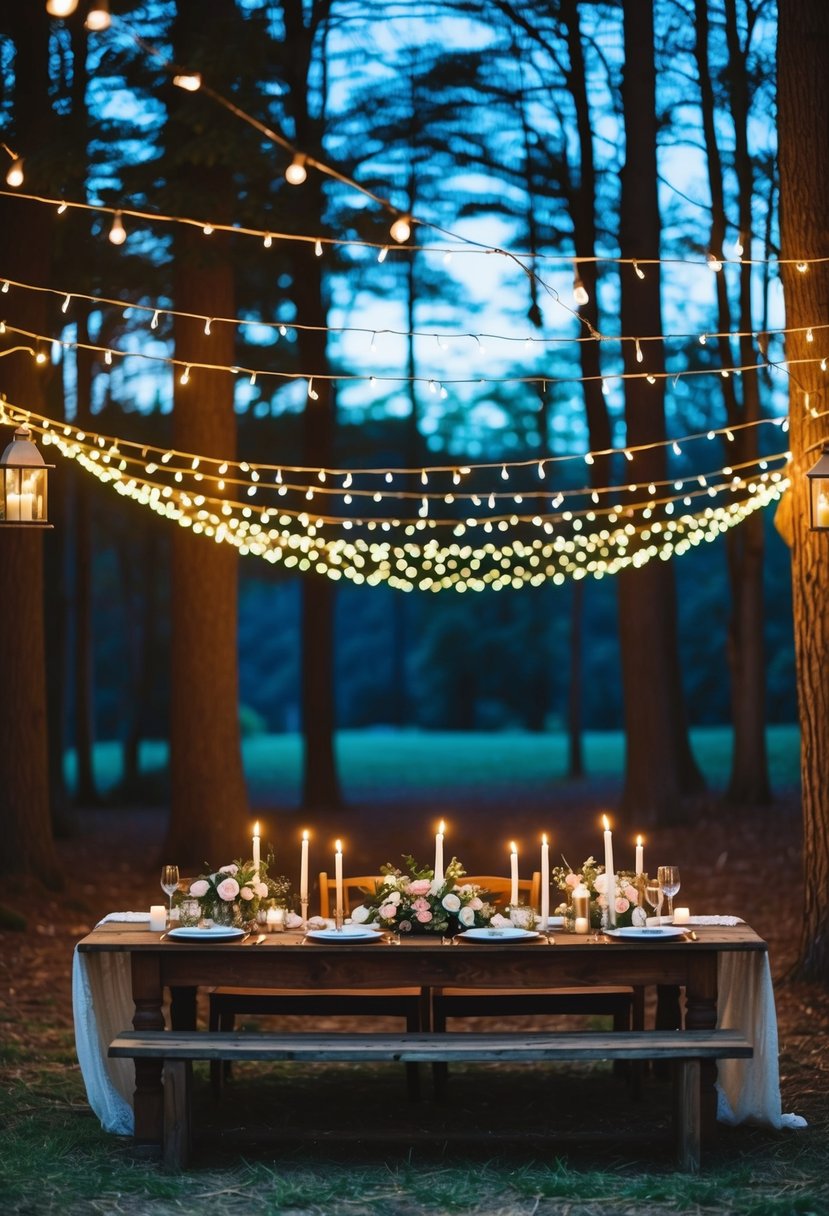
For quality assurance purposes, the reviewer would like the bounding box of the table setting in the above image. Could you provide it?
[72,811,805,1137]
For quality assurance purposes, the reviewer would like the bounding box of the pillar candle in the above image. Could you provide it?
[673,906,690,925]
[540,833,550,926]
[300,830,309,904]
[635,835,644,876]
[434,820,445,885]
[266,907,284,931]
[149,905,166,932]
[573,883,590,934]
[602,814,616,927]
[7,492,34,521]
[509,842,519,906]
[335,840,344,915]
[818,493,829,528]
[252,821,261,882]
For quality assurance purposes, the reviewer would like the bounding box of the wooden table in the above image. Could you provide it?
[76,923,767,1150]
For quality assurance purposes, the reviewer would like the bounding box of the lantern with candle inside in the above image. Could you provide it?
[0,425,53,527]
[806,444,829,530]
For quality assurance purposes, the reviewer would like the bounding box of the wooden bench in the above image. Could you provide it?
[110,1028,753,1172]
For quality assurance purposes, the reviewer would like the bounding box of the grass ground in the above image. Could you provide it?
[4,730,827,1216]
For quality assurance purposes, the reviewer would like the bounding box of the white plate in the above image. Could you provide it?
[305,927,384,942]
[606,926,686,940]
[461,926,540,942]
[167,925,246,941]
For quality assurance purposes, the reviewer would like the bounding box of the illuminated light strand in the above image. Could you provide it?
[0,396,790,486]
[3,271,825,351]
[1,189,825,273]
[6,406,785,534]
[2,322,822,401]
[32,423,786,591]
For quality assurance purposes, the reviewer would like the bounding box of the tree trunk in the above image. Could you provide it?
[166,247,248,866]
[0,6,61,884]
[282,0,342,810]
[777,0,829,984]
[704,0,770,803]
[617,0,704,825]
[567,580,584,779]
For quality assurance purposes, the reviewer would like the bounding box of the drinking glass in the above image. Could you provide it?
[160,864,180,923]
[645,879,662,919]
[657,866,681,921]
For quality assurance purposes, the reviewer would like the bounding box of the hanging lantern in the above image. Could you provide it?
[0,425,53,527]
[806,444,829,530]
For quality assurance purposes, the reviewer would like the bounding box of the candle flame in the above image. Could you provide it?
[510,840,518,854]
[253,820,260,836]
[542,833,548,845]
[636,834,643,846]
[438,819,445,835]
[335,839,342,853]
[302,829,309,841]
[602,814,610,831]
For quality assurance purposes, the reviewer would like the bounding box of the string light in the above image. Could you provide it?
[390,215,411,243]
[85,0,111,31]
[45,0,78,15]
[707,252,723,272]
[3,151,24,189]
[377,246,388,263]
[108,211,126,246]
[633,262,645,279]
[635,339,643,363]
[172,73,202,92]
[314,239,323,257]
[285,153,307,186]
[573,275,589,306]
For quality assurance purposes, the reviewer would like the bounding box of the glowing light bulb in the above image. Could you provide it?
[389,215,411,244]
[285,153,307,185]
[5,156,24,188]
[151,310,160,329]
[263,233,272,248]
[633,261,645,280]
[173,73,202,92]
[85,0,110,31]
[108,211,126,246]
[377,246,388,263]
[46,0,78,15]
[635,339,643,363]
[308,378,319,401]
[806,328,814,343]
[314,239,323,257]
[733,236,744,258]
[707,252,723,272]
[796,262,808,273]
[180,365,191,385]
[61,294,71,314]
[573,276,589,306]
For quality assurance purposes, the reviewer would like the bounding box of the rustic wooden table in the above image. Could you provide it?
[77,923,767,1149]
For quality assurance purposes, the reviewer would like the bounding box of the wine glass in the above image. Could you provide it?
[657,866,681,922]
[645,879,662,921]
[160,865,180,924]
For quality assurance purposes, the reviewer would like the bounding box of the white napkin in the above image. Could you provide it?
[688,915,744,926]
[306,915,336,929]
[96,912,151,925]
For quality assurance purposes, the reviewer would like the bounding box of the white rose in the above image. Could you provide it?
[351,904,371,924]
[430,878,444,896]
[459,906,476,927]
[441,893,461,913]
[593,873,608,894]
[387,891,401,905]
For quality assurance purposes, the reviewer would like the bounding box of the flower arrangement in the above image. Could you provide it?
[551,855,644,930]
[177,860,292,928]
[351,856,497,935]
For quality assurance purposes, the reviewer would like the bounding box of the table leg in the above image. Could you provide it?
[685,954,719,1134]
[131,953,164,1151]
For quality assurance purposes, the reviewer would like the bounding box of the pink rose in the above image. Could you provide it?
[470,897,483,911]
[216,877,240,901]
[412,897,430,912]
[615,896,630,914]
[624,885,639,904]
[379,903,398,920]
[189,879,209,898]
[409,879,432,896]
[415,909,433,923]
[564,873,582,888]
[239,886,254,901]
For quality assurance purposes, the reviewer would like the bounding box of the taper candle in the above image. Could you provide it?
[252,821,261,882]
[540,833,550,926]
[300,830,309,905]
[509,841,519,906]
[635,834,644,876]
[335,839,343,916]
[434,820,445,885]
[602,814,616,927]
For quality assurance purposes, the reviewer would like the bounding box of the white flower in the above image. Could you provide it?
[459,906,476,927]
[593,873,608,894]
[256,883,269,899]
[490,913,510,927]
[441,893,461,913]
[351,904,371,924]
[385,890,401,906]
[429,878,444,896]
[470,896,483,911]
[219,864,239,876]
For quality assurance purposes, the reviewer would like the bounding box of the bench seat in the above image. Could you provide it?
[110,1028,752,1172]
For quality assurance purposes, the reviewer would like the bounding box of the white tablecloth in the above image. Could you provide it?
[73,917,805,1134]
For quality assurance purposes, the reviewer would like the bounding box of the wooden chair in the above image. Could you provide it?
[428,871,643,1094]
[208,872,425,1098]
